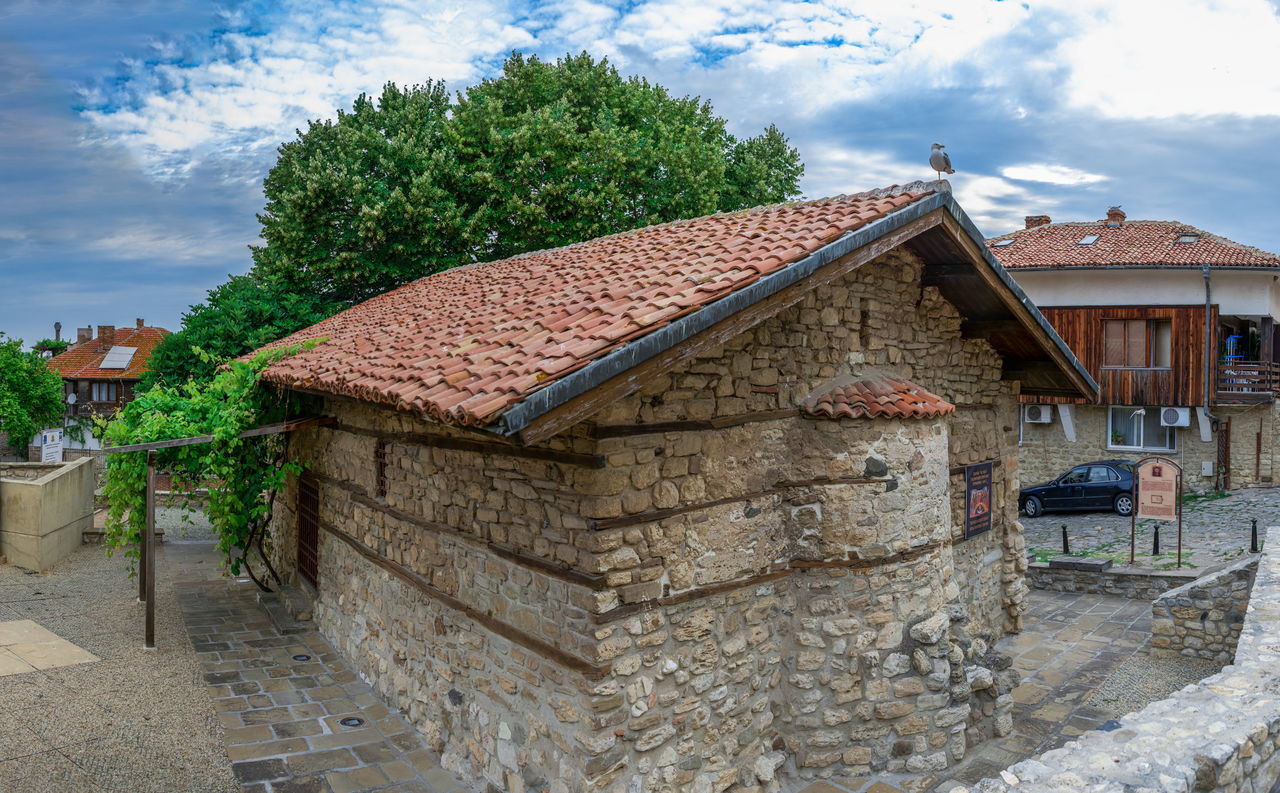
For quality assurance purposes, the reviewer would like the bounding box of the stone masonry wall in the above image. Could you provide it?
[271,246,1031,791]
[1151,556,1258,664]
[961,526,1280,793]
[1026,562,1199,600]
[1019,403,1280,492]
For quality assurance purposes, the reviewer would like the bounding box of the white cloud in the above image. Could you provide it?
[1000,164,1108,186]
[949,174,1057,233]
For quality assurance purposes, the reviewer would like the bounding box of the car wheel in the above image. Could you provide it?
[1022,496,1043,518]
[1114,493,1133,516]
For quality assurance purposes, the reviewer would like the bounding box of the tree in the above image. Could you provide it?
[150,52,804,385]
[142,274,341,388]
[0,335,66,451]
[252,51,804,306]
[32,338,70,357]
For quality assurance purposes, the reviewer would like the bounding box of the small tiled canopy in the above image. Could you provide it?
[803,371,955,420]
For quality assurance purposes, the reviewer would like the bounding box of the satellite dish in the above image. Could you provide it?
[66,393,77,405]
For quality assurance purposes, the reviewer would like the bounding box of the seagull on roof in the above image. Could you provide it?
[929,143,955,179]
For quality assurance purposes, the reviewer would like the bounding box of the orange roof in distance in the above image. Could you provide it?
[47,326,170,380]
[988,219,1280,269]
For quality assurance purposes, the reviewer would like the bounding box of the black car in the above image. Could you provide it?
[1019,460,1135,518]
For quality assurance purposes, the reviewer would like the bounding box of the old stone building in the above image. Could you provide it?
[255,182,1095,791]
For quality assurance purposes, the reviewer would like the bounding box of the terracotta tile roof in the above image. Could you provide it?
[48,326,170,380]
[987,220,1280,269]
[802,371,955,420]
[259,186,936,427]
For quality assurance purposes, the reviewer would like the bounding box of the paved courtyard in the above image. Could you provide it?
[1022,486,1280,569]
[0,541,469,793]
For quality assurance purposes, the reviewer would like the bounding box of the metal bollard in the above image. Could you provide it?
[1252,518,1260,554]
[1153,524,1160,556]
[1061,524,1070,555]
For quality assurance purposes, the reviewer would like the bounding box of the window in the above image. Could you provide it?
[1103,319,1172,368]
[1176,234,1200,244]
[1078,234,1100,245]
[1060,467,1090,484]
[1087,466,1119,482]
[993,239,1014,247]
[91,381,118,402]
[1108,406,1175,451]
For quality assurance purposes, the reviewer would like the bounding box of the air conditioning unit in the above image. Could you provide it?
[1023,405,1054,424]
[1160,407,1192,427]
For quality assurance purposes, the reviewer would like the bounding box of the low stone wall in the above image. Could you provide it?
[1151,556,1257,664]
[0,458,95,571]
[960,526,1280,793]
[1026,561,1198,600]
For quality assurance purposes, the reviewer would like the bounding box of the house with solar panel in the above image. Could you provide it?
[250,181,1097,790]
[989,207,1280,493]
[42,320,169,462]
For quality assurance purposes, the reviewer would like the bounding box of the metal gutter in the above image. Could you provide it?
[496,190,1098,437]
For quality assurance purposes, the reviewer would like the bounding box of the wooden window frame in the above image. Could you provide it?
[1102,318,1172,370]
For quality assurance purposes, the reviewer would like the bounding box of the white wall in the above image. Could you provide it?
[1012,268,1280,318]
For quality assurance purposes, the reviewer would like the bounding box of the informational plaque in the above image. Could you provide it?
[965,461,993,537]
[39,429,63,463]
[1136,460,1178,521]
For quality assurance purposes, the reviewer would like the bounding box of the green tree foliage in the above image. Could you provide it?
[0,335,66,450]
[101,343,319,579]
[141,275,340,389]
[147,51,804,386]
[32,338,71,357]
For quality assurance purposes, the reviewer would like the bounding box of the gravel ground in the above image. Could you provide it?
[0,543,238,793]
[1086,653,1222,718]
[1022,487,1280,569]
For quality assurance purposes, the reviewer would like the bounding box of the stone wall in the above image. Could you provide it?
[1018,402,1280,492]
[271,246,1031,791]
[1026,562,1199,600]
[1151,556,1257,664]
[959,526,1280,793]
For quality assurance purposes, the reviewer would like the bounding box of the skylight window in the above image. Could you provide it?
[1078,235,1100,245]
[993,239,1014,247]
[1176,234,1200,244]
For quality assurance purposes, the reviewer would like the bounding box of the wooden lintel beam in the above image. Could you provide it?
[1000,359,1061,382]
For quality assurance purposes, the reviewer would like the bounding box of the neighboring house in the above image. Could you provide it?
[42,320,169,461]
[252,182,1095,789]
[990,207,1280,490]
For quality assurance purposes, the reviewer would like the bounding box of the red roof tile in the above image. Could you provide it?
[48,326,170,380]
[987,220,1280,269]
[803,371,955,420]
[259,186,936,427]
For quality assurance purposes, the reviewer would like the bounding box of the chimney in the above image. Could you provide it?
[136,318,145,329]
[54,322,61,342]
[97,325,115,351]
[76,327,91,345]
[1105,206,1126,227]
[1025,215,1051,229]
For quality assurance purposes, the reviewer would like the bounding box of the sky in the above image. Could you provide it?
[3,0,1280,347]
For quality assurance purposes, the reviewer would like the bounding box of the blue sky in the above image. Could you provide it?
[4,0,1280,347]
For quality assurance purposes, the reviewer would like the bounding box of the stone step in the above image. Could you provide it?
[256,591,310,635]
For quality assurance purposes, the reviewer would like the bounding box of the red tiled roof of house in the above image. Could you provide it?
[987,219,1280,269]
[802,371,955,420]
[259,186,936,427]
[48,326,170,380]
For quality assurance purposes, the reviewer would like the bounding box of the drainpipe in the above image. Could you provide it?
[1203,264,1221,488]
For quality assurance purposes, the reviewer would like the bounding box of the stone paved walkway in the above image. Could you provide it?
[1022,487,1280,569]
[169,543,470,793]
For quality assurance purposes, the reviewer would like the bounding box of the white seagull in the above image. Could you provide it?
[929,143,955,179]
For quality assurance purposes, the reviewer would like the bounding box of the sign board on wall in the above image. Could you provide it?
[39,429,63,463]
[1136,460,1177,521]
[965,461,993,538]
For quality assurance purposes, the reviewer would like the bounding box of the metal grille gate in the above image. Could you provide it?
[297,474,320,586]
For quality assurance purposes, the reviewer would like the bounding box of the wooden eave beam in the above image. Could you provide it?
[960,319,1025,339]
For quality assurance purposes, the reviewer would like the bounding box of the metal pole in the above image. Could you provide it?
[1252,518,1260,554]
[1061,525,1070,555]
[138,458,148,602]
[1153,523,1160,556]
[1176,472,1182,569]
[1130,476,1137,565]
[145,450,156,649]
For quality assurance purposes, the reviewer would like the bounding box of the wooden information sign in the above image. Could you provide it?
[1130,456,1183,567]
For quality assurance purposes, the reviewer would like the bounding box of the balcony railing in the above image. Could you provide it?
[1217,361,1280,403]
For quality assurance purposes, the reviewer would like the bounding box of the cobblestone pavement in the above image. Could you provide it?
[796,590,1220,793]
[169,543,471,793]
[0,543,238,793]
[1021,487,1280,569]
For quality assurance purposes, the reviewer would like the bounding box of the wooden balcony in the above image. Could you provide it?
[1217,361,1280,404]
